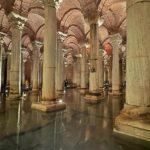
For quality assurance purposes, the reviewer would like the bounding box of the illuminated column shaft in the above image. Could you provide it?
[76,57,81,87]
[6,53,11,85]
[32,42,39,91]
[110,34,121,94]
[115,0,150,141]
[42,0,56,100]
[80,46,87,89]
[89,23,99,93]
[97,49,104,90]
[56,34,64,92]
[8,12,26,96]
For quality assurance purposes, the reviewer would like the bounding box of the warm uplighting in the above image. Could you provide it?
[98,18,104,27]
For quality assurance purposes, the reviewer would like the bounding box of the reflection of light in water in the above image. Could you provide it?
[16,101,21,150]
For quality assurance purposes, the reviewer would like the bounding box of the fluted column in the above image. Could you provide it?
[32,0,66,112]
[32,42,40,92]
[7,12,27,99]
[115,0,150,142]
[110,34,122,95]
[56,33,64,94]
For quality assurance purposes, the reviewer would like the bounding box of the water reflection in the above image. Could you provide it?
[0,90,148,150]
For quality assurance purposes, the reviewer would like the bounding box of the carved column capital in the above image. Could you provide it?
[109,33,122,46]
[57,31,67,43]
[7,12,27,30]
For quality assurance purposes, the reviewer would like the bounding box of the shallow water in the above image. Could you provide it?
[0,90,149,150]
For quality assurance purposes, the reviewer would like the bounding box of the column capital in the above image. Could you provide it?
[7,12,27,30]
[109,33,122,46]
[57,31,67,43]
[0,32,6,45]
[33,40,43,48]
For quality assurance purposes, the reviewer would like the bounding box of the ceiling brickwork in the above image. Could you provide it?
[0,0,126,59]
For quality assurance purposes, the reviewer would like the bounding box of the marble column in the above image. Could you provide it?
[0,37,3,93]
[80,46,87,93]
[6,51,11,86]
[39,59,43,89]
[109,34,122,95]
[21,60,25,87]
[76,57,81,88]
[84,21,102,103]
[32,42,39,92]
[7,12,27,99]
[115,0,150,142]
[89,23,99,93]
[56,33,64,95]
[32,0,66,112]
[97,49,104,91]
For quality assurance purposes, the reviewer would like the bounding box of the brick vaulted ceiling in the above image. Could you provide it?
[0,0,126,59]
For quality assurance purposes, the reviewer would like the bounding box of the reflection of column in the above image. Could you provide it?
[32,42,39,92]
[8,12,27,99]
[110,34,122,95]
[32,0,66,112]
[115,0,150,141]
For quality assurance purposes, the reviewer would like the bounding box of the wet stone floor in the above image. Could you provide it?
[0,89,149,150]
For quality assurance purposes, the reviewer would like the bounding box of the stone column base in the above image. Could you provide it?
[108,90,122,96]
[114,105,150,143]
[31,100,66,112]
[84,93,104,104]
[6,93,21,102]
